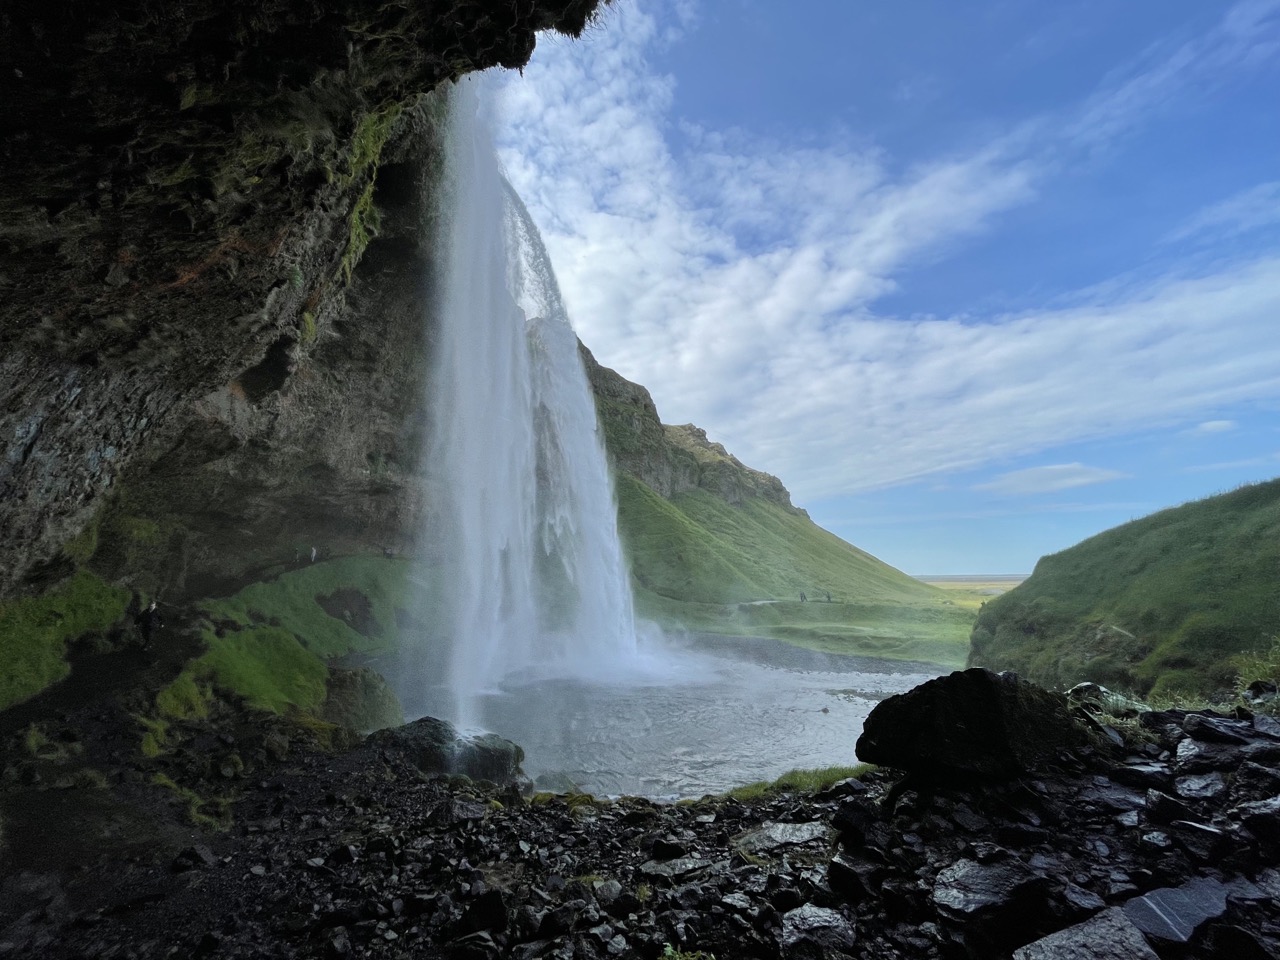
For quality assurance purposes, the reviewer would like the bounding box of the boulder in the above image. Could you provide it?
[367,717,525,785]
[856,669,1090,777]
[1013,907,1158,960]
[1122,877,1228,943]
[779,904,856,958]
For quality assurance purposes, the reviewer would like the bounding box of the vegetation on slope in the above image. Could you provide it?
[152,556,412,721]
[969,478,1280,698]
[0,572,130,710]
[615,475,973,666]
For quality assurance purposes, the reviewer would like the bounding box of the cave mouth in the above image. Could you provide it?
[237,336,296,402]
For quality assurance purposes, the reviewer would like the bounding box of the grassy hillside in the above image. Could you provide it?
[969,478,1280,697]
[616,474,974,666]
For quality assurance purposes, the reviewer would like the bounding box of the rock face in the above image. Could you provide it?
[0,0,604,596]
[582,345,799,512]
[855,668,1092,778]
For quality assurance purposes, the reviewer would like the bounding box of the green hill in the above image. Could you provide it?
[968,477,1280,697]
[584,347,974,667]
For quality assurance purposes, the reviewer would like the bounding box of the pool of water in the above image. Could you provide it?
[425,634,941,798]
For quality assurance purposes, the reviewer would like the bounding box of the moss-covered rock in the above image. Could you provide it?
[321,666,404,733]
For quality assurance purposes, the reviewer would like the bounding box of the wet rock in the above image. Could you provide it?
[1233,796,1280,843]
[638,858,709,882]
[1174,738,1242,774]
[1174,772,1226,800]
[856,669,1090,778]
[367,717,525,785]
[1109,761,1171,791]
[1231,762,1280,801]
[1144,789,1194,824]
[732,821,829,855]
[1012,907,1158,960]
[1122,876,1228,943]
[778,904,855,958]
[460,889,508,934]
[1182,713,1253,745]
[1067,683,1147,718]
[932,857,1051,928]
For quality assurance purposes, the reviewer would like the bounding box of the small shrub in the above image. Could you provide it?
[662,947,715,960]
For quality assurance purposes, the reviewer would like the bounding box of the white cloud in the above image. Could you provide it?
[1189,419,1239,434]
[1181,452,1280,473]
[1166,181,1280,245]
[495,0,1280,503]
[975,463,1130,496]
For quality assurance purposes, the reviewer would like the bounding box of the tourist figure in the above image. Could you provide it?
[826,591,832,602]
[800,591,806,602]
[310,545,318,563]
[137,601,162,649]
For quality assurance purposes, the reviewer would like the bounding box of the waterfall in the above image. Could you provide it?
[404,76,638,727]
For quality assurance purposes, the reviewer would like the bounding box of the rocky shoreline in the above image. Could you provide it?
[2,670,1279,959]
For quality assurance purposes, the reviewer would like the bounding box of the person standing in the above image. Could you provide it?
[137,601,162,649]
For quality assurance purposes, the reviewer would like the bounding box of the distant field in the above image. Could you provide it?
[916,576,1027,612]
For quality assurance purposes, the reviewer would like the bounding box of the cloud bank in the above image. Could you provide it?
[494,1,1280,504]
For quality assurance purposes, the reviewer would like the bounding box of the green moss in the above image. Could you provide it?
[662,946,715,960]
[150,773,231,830]
[726,764,872,801]
[347,102,403,183]
[340,180,380,284]
[335,100,403,285]
[0,571,130,709]
[136,715,171,758]
[200,555,409,659]
[192,626,328,715]
[155,672,210,721]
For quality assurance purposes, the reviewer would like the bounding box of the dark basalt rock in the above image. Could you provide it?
[1013,907,1159,960]
[1122,876,1228,943]
[5,671,1280,960]
[365,716,524,785]
[855,668,1091,778]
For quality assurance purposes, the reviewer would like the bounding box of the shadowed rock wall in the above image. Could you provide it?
[0,0,602,597]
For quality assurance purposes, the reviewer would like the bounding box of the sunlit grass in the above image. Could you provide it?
[726,764,874,801]
[970,477,1280,697]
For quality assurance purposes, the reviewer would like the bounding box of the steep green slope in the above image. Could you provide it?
[586,350,973,666]
[968,478,1280,697]
[616,476,972,665]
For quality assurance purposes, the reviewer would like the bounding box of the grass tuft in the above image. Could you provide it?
[726,764,873,801]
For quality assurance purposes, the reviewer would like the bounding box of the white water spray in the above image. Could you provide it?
[405,77,638,726]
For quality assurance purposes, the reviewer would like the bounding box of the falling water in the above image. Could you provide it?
[404,77,638,726]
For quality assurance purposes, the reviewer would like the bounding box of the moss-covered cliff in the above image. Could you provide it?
[968,477,1280,697]
[0,0,602,598]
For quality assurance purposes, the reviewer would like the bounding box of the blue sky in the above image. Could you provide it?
[493,0,1280,574]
